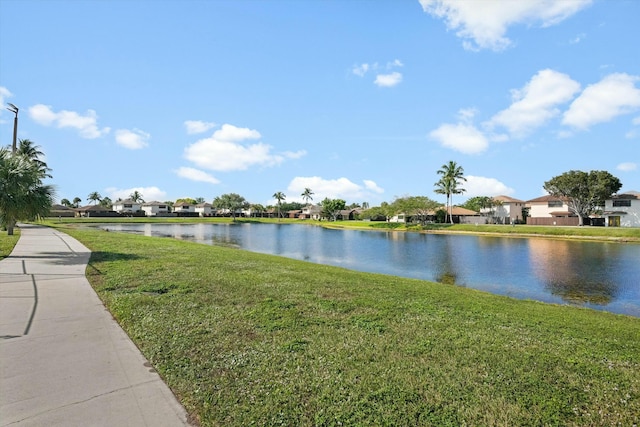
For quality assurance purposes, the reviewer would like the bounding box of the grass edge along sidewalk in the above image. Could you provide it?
[17,225,640,425]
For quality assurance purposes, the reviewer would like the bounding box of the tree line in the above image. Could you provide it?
[2,139,624,232]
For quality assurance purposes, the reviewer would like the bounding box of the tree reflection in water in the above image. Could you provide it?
[528,239,618,305]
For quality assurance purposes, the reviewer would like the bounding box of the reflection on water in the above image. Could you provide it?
[98,223,640,317]
[528,239,619,305]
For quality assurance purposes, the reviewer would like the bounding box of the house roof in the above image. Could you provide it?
[114,199,139,205]
[196,203,212,207]
[51,204,73,211]
[142,201,168,206]
[526,194,566,203]
[493,195,525,203]
[611,191,639,200]
[78,204,112,211]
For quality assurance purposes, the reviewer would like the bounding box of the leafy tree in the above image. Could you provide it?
[100,197,113,209]
[195,197,205,204]
[72,197,82,208]
[250,204,266,217]
[543,170,622,226]
[129,190,144,203]
[0,147,55,235]
[273,191,286,221]
[320,198,346,221]
[434,161,466,224]
[391,196,440,225]
[175,197,197,205]
[461,196,492,213]
[87,191,102,205]
[212,193,249,221]
[60,198,72,207]
[301,188,314,205]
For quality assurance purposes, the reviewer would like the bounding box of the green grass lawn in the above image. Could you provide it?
[0,229,20,259]
[51,223,639,426]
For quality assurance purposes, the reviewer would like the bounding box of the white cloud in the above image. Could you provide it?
[184,123,306,172]
[569,33,586,44]
[464,176,515,197]
[184,120,217,135]
[563,73,640,130]
[374,72,403,87]
[488,69,580,138]
[429,122,489,154]
[115,128,150,150]
[106,186,167,202]
[287,176,384,203]
[174,166,220,184]
[352,63,370,77]
[617,162,637,172]
[419,0,592,51]
[29,104,110,139]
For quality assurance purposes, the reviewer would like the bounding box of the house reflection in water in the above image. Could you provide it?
[527,238,618,305]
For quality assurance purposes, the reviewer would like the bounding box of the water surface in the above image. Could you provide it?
[100,223,640,317]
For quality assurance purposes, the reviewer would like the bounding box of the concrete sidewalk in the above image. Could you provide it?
[0,224,193,426]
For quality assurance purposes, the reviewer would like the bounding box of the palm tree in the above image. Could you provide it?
[0,147,55,235]
[434,161,466,224]
[87,191,102,205]
[72,197,82,208]
[60,198,72,207]
[273,191,286,221]
[129,190,144,203]
[301,188,314,206]
[16,139,51,179]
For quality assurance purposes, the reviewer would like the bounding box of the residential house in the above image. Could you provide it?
[195,202,213,217]
[76,205,118,218]
[142,201,171,217]
[49,204,75,217]
[300,205,322,220]
[488,195,526,224]
[390,206,481,224]
[173,202,198,217]
[112,199,142,215]
[526,195,577,226]
[603,191,640,227]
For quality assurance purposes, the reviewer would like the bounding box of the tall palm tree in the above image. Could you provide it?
[87,191,102,205]
[273,191,286,221]
[301,188,314,206]
[129,190,144,203]
[434,161,466,224]
[0,147,55,235]
[16,139,51,179]
[72,197,82,208]
[60,198,72,207]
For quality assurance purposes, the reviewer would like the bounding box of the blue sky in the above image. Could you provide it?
[1,0,639,207]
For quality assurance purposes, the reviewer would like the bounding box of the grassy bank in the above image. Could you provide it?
[52,224,639,426]
[0,229,20,259]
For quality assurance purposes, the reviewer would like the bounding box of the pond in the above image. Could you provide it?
[99,223,640,317]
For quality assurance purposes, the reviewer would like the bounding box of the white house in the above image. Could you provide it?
[112,199,142,214]
[300,205,322,220]
[173,203,195,214]
[195,202,213,217]
[603,191,640,227]
[489,195,526,224]
[141,201,171,217]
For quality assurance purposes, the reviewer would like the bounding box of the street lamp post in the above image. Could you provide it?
[6,103,18,153]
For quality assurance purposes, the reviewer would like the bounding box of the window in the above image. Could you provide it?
[124,204,132,208]
[547,200,563,208]
[613,200,631,207]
